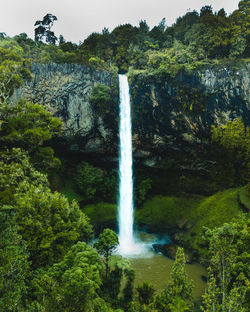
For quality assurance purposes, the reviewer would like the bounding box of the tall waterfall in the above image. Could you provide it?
[117,74,136,256]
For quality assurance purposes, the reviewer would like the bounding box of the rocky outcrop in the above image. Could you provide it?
[200,66,249,123]
[11,63,118,154]
[152,243,194,263]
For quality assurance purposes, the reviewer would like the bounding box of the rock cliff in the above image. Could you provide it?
[11,63,249,166]
[129,64,249,169]
[11,63,118,154]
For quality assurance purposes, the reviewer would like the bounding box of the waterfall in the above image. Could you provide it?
[117,74,136,256]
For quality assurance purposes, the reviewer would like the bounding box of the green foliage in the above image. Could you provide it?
[74,160,104,200]
[94,228,119,259]
[0,149,92,267]
[0,46,31,102]
[184,187,247,256]
[122,268,135,306]
[102,171,118,203]
[212,118,249,152]
[0,214,29,312]
[94,228,119,279]
[0,148,48,205]
[1,1,248,73]
[211,118,250,186]
[90,83,113,113]
[135,178,152,205]
[201,216,250,311]
[142,41,209,76]
[61,179,85,202]
[154,248,194,311]
[136,195,203,231]
[0,99,62,174]
[74,161,118,203]
[128,301,156,312]
[238,185,250,210]
[102,264,123,305]
[15,186,92,267]
[33,242,104,312]
[84,202,117,232]
[34,14,58,44]
[137,187,246,257]
[89,56,105,69]
[0,4,249,311]
[136,282,155,305]
[31,146,61,172]
[0,99,62,149]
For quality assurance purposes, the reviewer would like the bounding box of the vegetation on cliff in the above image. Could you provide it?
[0,1,249,73]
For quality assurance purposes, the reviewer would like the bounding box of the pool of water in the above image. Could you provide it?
[121,232,207,299]
[130,253,207,298]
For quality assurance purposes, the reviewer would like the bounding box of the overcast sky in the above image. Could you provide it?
[0,0,240,43]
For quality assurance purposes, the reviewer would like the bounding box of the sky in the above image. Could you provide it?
[0,0,240,43]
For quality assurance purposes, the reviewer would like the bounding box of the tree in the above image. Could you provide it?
[0,148,48,205]
[139,20,150,34]
[211,118,250,188]
[90,83,112,114]
[0,148,92,267]
[173,11,199,44]
[15,186,92,267]
[94,228,119,280]
[197,5,232,58]
[0,99,62,172]
[74,161,104,200]
[112,24,138,48]
[0,32,7,39]
[136,282,155,305]
[154,247,194,312]
[135,178,152,205]
[200,6,214,18]
[0,212,29,312]
[34,14,58,44]
[229,0,250,57]
[201,217,250,312]
[112,24,139,72]
[0,47,31,102]
[123,268,135,306]
[32,242,104,312]
[0,99,62,150]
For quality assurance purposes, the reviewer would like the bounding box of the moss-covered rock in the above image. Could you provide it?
[238,185,250,212]
[136,195,203,232]
[136,187,247,257]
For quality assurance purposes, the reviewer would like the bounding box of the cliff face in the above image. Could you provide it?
[11,63,118,154]
[12,63,249,165]
[129,64,250,168]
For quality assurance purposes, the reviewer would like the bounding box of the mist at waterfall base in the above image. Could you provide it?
[117,74,154,257]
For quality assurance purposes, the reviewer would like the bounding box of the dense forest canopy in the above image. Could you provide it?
[0,1,249,311]
[0,1,249,72]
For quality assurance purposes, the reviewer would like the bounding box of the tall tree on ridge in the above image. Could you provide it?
[34,13,58,44]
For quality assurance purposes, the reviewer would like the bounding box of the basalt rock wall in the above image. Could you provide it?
[11,63,249,168]
[129,64,249,170]
[11,63,119,155]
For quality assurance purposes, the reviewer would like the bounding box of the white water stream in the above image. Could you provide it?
[117,74,145,257]
[117,74,135,255]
